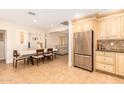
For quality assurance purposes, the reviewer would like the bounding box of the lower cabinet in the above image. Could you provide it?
[96,63,115,73]
[96,51,124,77]
[116,53,124,76]
[96,51,116,74]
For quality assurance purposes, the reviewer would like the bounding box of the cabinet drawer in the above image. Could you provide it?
[96,51,104,56]
[96,56,104,62]
[104,52,115,57]
[96,56,115,65]
[96,63,115,73]
[104,57,115,65]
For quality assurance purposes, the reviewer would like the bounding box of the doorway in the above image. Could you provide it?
[46,31,68,64]
[0,30,6,63]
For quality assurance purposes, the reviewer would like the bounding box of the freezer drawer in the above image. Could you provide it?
[74,54,93,71]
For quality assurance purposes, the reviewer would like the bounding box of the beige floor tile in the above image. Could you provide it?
[0,56,124,84]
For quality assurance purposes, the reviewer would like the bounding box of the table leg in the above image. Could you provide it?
[54,52,56,59]
[30,56,34,65]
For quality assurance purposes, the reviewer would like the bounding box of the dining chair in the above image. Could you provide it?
[13,50,28,68]
[44,48,54,62]
[32,49,44,66]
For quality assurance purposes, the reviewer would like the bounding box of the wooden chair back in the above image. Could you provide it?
[36,49,44,56]
[47,48,53,53]
[13,50,19,58]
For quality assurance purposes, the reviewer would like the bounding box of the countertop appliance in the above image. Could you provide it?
[73,30,93,72]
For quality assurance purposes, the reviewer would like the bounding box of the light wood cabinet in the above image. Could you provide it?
[96,51,124,76]
[121,16,124,38]
[96,51,104,56]
[73,11,124,39]
[116,53,124,76]
[96,51,116,73]
[98,19,109,39]
[108,16,122,39]
[96,63,115,73]
[83,21,93,31]
[72,19,96,33]
[96,56,115,65]
[98,15,124,39]
[72,22,83,32]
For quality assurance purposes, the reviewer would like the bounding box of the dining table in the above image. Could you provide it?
[19,48,58,65]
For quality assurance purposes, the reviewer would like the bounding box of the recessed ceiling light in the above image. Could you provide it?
[50,24,54,27]
[33,19,37,23]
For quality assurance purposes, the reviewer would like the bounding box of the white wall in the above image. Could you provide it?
[0,20,46,64]
[46,32,59,48]
[29,33,45,49]
[46,32,68,48]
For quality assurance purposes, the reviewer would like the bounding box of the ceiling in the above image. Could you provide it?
[0,9,111,31]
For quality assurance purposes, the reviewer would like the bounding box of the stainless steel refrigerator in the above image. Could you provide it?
[73,30,93,72]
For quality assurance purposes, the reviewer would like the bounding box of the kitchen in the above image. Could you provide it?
[72,9,124,79]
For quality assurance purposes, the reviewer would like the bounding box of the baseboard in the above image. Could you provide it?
[96,69,124,79]
[56,53,68,56]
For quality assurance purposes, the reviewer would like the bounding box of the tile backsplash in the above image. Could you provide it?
[97,39,124,50]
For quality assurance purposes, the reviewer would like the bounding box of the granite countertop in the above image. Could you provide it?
[96,49,124,53]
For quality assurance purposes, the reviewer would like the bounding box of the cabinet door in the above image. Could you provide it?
[109,17,122,39]
[83,21,93,31]
[121,16,124,38]
[72,22,83,32]
[98,19,109,39]
[116,54,124,76]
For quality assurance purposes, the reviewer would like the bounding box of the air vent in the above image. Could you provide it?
[28,12,36,15]
[61,21,69,25]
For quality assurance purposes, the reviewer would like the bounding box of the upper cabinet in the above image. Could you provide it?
[98,15,124,39]
[108,16,122,39]
[98,15,124,40]
[121,16,124,38]
[98,19,110,39]
[72,22,83,32]
[83,21,94,31]
[72,10,124,40]
[72,17,97,33]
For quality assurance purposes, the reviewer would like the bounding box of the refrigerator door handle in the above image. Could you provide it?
[82,55,90,58]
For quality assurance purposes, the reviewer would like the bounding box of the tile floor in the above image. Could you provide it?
[0,55,124,84]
